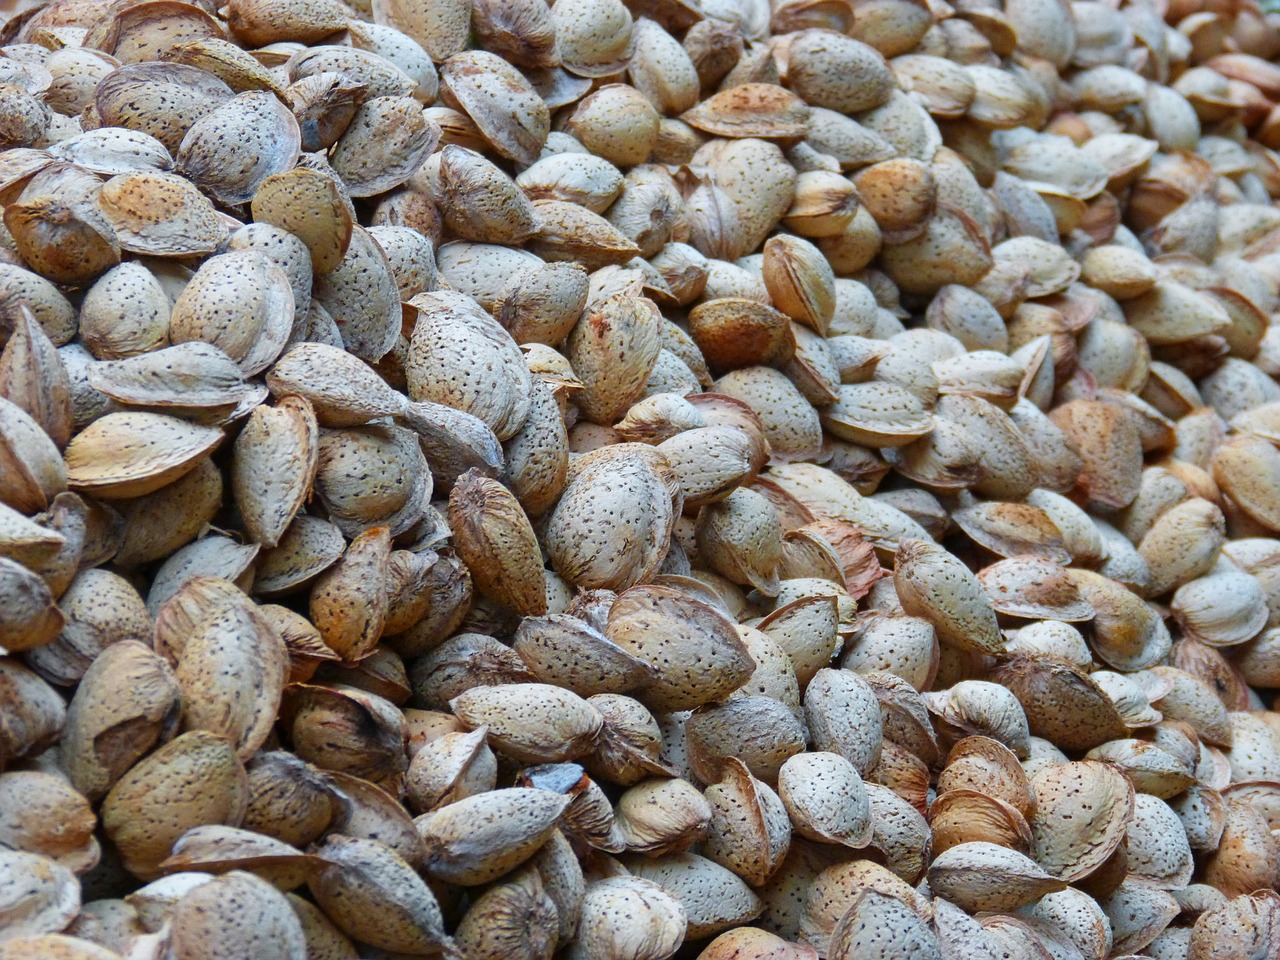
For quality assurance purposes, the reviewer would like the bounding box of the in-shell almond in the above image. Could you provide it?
[231,395,318,549]
[307,834,452,955]
[893,538,1003,655]
[545,449,676,591]
[415,786,571,886]
[448,469,546,617]
[100,731,248,879]
[927,841,1067,913]
[308,526,392,663]
[64,411,221,499]
[451,683,602,763]
[606,585,755,713]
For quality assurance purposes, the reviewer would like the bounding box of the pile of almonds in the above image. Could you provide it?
[2,0,1280,955]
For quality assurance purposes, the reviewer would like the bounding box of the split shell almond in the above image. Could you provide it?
[828,889,942,960]
[614,777,711,856]
[97,170,226,256]
[439,50,549,164]
[927,841,1067,913]
[804,668,884,776]
[954,502,1071,564]
[265,342,409,428]
[977,556,1093,621]
[308,526,392,664]
[991,655,1129,751]
[1028,760,1134,883]
[682,84,810,140]
[937,736,1033,817]
[406,291,533,441]
[65,411,221,499]
[86,342,250,412]
[0,396,67,514]
[280,683,407,794]
[688,298,795,374]
[0,850,80,943]
[414,787,571,886]
[512,614,654,697]
[155,577,288,759]
[686,695,807,784]
[606,585,755,713]
[702,758,791,886]
[800,859,932,953]
[821,382,934,448]
[565,876,686,960]
[405,726,496,814]
[100,731,248,880]
[0,305,72,450]
[928,789,1032,855]
[545,452,675,592]
[158,826,322,891]
[450,682,602,763]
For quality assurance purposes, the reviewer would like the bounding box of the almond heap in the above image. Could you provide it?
[0,0,1279,957]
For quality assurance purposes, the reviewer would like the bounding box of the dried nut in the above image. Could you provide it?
[414,786,571,885]
[625,852,763,940]
[927,841,1068,912]
[893,538,1003,655]
[100,731,248,880]
[778,752,873,848]
[702,757,791,885]
[565,876,686,960]
[606,585,754,713]
[451,683,602,763]
[307,834,452,955]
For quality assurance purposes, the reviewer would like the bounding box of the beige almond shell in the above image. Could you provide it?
[64,411,221,499]
[702,758,792,887]
[414,786,572,886]
[545,451,676,592]
[606,585,755,713]
[231,395,318,549]
[307,834,451,955]
[100,731,248,880]
[893,538,1003,655]
[451,682,602,764]
[1027,760,1134,883]
[927,841,1067,913]
[448,469,547,617]
[624,851,763,941]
